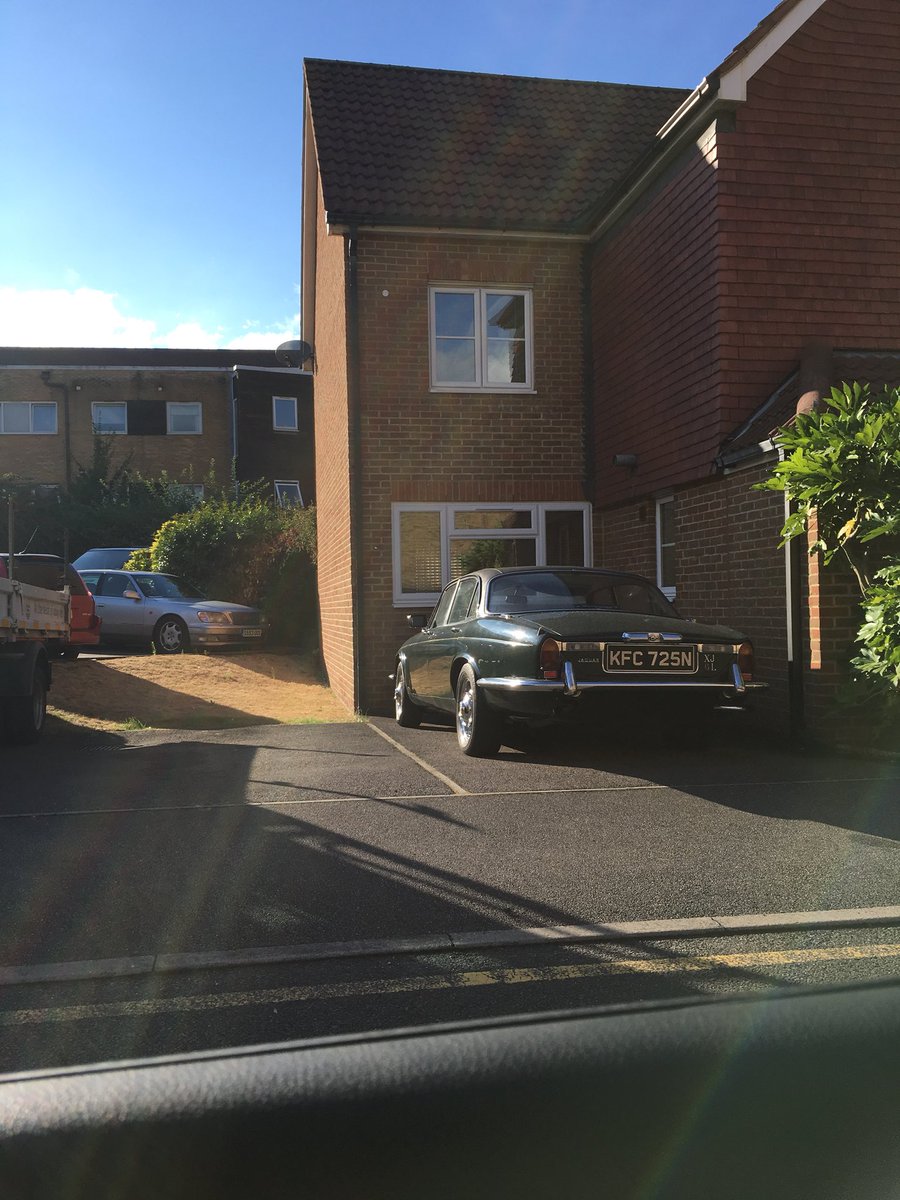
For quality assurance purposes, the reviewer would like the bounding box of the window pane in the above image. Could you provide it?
[275,482,303,507]
[435,338,476,383]
[31,404,57,434]
[448,577,478,624]
[545,509,585,566]
[660,544,675,589]
[399,510,442,594]
[3,403,29,433]
[485,293,525,339]
[169,404,201,433]
[434,292,475,337]
[486,338,526,384]
[658,500,675,545]
[93,404,126,433]
[454,509,532,531]
[273,397,297,429]
[450,537,536,576]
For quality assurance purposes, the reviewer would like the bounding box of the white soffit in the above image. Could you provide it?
[718,0,829,102]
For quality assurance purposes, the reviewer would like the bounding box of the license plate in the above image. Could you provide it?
[242,628,263,638]
[603,644,697,673]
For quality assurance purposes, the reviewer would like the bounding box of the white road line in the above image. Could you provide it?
[2,906,899,987]
[0,775,892,820]
[366,723,469,795]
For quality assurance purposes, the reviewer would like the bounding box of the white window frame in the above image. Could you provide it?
[166,402,202,435]
[274,480,304,507]
[186,483,205,501]
[0,401,57,435]
[656,496,676,600]
[92,402,128,435]
[272,395,298,431]
[428,286,534,392]
[392,501,592,607]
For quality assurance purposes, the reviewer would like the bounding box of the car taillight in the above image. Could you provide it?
[540,637,561,680]
[738,642,754,683]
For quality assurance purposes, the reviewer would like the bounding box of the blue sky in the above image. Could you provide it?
[1,0,775,349]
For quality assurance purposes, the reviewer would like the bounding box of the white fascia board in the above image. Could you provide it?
[718,0,829,101]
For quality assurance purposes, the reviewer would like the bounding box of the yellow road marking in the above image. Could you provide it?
[3,943,899,1028]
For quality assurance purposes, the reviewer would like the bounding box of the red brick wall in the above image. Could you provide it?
[313,184,355,711]
[716,0,900,429]
[355,232,588,712]
[590,121,723,507]
[601,463,791,729]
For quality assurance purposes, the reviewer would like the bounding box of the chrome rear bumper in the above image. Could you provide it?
[478,661,766,698]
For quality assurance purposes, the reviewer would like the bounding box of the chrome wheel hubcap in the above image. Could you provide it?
[457,682,474,743]
[394,669,404,718]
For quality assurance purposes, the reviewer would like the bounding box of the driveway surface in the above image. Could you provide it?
[1,717,897,968]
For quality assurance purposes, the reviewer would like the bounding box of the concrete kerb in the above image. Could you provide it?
[1,906,899,989]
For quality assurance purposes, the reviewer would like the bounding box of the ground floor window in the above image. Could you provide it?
[392,501,592,606]
[274,480,303,506]
[656,496,675,599]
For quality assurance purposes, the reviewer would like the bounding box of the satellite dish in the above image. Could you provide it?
[275,340,313,368]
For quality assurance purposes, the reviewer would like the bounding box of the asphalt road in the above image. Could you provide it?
[0,714,897,1071]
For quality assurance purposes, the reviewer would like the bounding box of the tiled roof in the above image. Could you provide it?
[720,350,900,461]
[713,0,808,80]
[304,59,687,233]
[0,347,281,369]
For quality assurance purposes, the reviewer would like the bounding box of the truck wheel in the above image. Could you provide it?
[455,664,501,757]
[4,662,48,745]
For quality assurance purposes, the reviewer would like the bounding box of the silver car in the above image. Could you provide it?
[77,570,265,654]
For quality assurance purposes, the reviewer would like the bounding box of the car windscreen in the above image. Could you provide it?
[486,571,675,617]
[133,574,205,600]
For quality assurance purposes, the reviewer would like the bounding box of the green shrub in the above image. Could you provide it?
[148,497,317,648]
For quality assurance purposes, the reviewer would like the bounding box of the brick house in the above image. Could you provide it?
[0,348,314,511]
[301,0,900,728]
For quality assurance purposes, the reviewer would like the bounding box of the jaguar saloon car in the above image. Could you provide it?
[76,569,264,654]
[393,567,764,755]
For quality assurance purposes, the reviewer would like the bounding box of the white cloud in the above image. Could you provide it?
[0,285,299,350]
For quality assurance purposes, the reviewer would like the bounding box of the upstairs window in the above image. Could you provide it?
[429,287,533,391]
[92,402,127,434]
[167,402,202,434]
[273,396,298,431]
[0,401,57,434]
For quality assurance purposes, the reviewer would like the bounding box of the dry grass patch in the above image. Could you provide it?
[48,652,350,732]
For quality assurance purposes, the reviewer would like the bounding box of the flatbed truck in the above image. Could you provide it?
[0,573,69,743]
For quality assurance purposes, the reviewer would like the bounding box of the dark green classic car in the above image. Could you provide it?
[392,567,765,756]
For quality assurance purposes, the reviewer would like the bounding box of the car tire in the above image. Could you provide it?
[3,662,47,745]
[455,663,501,757]
[394,661,422,728]
[153,616,190,655]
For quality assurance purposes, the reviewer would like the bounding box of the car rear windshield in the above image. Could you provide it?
[133,574,205,600]
[487,571,675,617]
[75,549,138,569]
[0,557,88,596]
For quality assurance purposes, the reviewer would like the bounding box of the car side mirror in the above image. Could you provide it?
[123,590,141,601]
[406,613,427,629]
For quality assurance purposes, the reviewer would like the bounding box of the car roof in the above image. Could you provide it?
[473,566,654,586]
